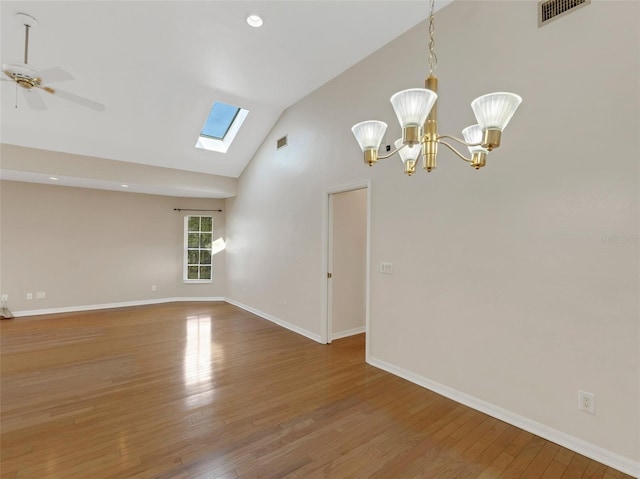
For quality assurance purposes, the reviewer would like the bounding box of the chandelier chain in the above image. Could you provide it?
[428,0,437,76]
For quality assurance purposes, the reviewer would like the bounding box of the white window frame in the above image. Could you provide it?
[195,108,249,153]
[183,215,213,284]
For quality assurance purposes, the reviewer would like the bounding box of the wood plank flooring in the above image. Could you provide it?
[0,302,634,479]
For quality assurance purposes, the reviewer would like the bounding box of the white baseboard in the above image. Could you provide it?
[12,298,324,347]
[332,326,365,340]
[12,297,225,317]
[178,297,226,303]
[12,300,635,476]
[224,298,323,344]
[368,356,639,478]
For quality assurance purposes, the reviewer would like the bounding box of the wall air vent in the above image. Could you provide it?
[277,135,288,150]
[538,0,590,27]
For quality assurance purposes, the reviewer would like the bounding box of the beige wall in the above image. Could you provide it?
[331,188,367,339]
[0,0,637,470]
[0,180,226,312]
[226,0,639,469]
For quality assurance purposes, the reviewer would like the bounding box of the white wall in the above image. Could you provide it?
[0,180,226,313]
[226,0,639,471]
[1,144,238,198]
[331,188,367,339]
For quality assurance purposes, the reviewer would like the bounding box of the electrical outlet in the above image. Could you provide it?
[151,285,157,292]
[26,292,33,300]
[1,294,7,302]
[36,291,46,300]
[578,390,596,414]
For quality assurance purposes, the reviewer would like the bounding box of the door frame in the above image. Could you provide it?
[320,181,371,360]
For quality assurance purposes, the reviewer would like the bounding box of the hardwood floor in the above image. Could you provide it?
[0,302,634,479]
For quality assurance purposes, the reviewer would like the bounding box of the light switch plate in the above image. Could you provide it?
[380,262,393,274]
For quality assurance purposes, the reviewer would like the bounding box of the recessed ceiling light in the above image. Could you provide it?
[49,177,58,181]
[247,14,263,28]
[121,184,129,188]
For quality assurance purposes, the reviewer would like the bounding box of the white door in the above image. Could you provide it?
[328,188,367,342]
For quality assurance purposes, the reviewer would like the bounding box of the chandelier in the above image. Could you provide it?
[351,0,522,176]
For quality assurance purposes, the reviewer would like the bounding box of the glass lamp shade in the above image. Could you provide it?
[462,124,488,155]
[390,88,437,128]
[470,92,522,131]
[351,120,388,151]
[395,138,422,164]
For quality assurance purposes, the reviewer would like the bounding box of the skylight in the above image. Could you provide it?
[201,102,239,140]
[196,101,249,153]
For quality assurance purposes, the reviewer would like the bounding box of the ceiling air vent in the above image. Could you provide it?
[538,0,590,27]
[277,135,288,150]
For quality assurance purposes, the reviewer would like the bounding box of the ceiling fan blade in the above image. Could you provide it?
[22,89,47,110]
[35,66,74,83]
[42,86,105,112]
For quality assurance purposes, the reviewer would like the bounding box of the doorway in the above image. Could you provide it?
[322,183,370,355]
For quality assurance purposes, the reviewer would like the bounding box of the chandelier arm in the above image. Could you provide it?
[437,140,472,163]
[437,134,482,148]
[378,143,407,160]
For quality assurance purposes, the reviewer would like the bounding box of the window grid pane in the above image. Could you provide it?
[188,216,200,231]
[185,215,214,281]
[200,266,211,280]
[201,217,213,232]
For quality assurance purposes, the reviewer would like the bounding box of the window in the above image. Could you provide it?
[184,216,213,282]
[200,102,240,140]
[195,101,249,153]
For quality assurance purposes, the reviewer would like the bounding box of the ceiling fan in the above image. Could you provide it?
[1,13,105,112]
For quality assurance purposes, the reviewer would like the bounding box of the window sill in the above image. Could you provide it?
[183,280,213,284]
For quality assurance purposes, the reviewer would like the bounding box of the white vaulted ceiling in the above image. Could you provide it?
[0,1,452,197]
